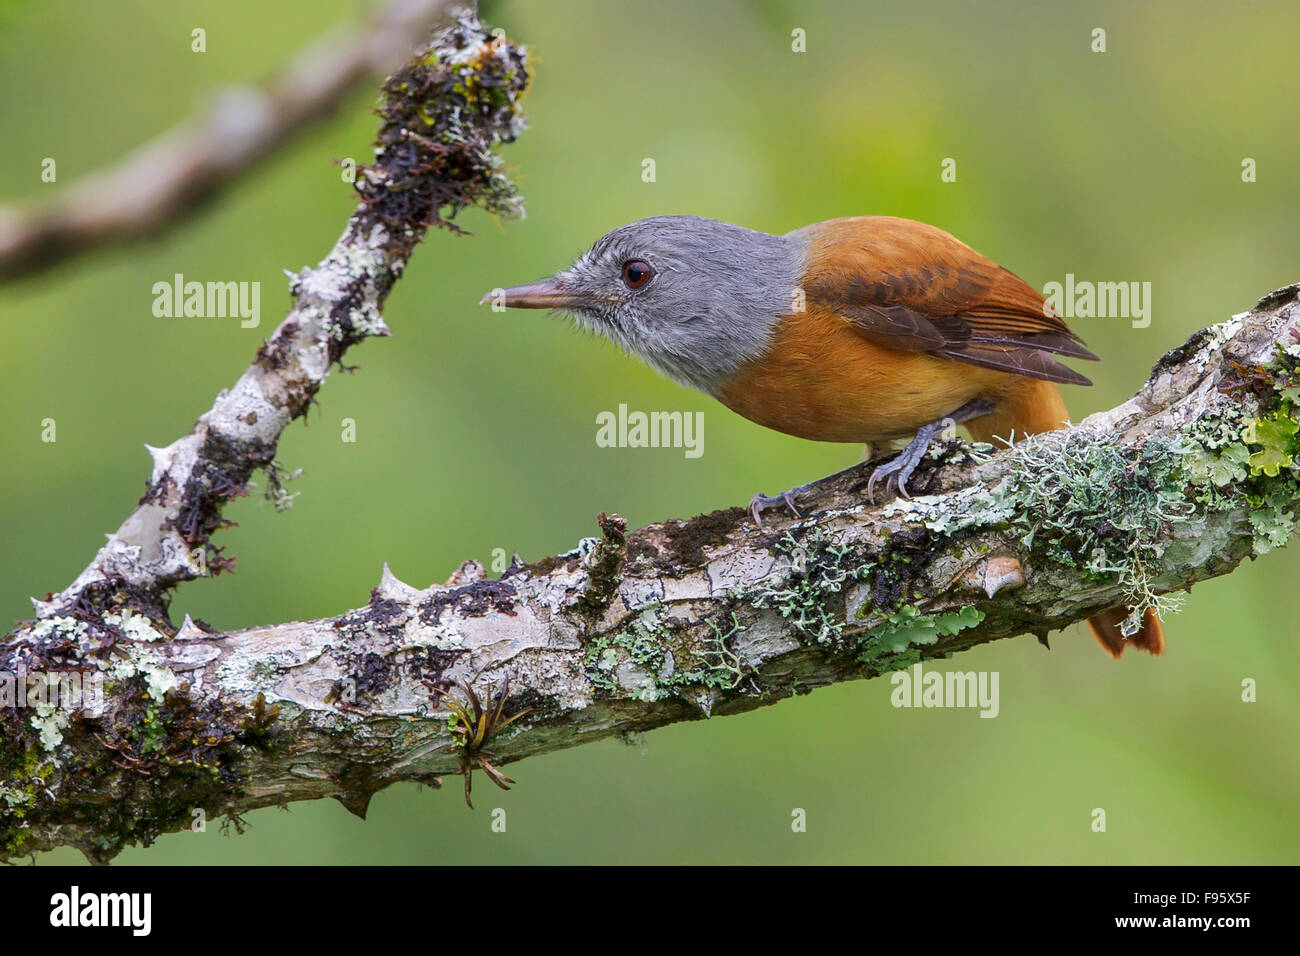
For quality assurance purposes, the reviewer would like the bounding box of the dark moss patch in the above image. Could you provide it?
[419,579,518,625]
[1253,283,1300,312]
[0,678,284,863]
[408,647,459,705]
[339,596,409,640]
[324,275,374,366]
[351,653,396,699]
[496,684,552,723]
[574,513,627,618]
[865,526,946,614]
[1147,326,1215,385]
[138,471,174,508]
[48,576,171,636]
[627,507,743,574]
[520,553,578,578]
[254,319,299,371]
[355,18,528,267]
[167,429,276,577]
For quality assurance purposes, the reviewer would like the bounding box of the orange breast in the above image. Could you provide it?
[715,305,1006,444]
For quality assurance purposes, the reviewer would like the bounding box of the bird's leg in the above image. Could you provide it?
[747,398,996,524]
[866,397,996,501]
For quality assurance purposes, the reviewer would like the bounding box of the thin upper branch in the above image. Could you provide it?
[0,0,460,281]
[31,7,527,625]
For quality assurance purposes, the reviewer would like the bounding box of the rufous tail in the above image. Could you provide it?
[965,378,1167,659]
[1085,606,1165,658]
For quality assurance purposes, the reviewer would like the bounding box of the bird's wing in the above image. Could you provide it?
[797,216,1097,386]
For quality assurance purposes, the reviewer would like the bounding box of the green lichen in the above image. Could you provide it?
[216,650,285,695]
[584,605,746,703]
[745,529,872,648]
[884,484,1012,534]
[30,703,70,751]
[1177,399,1300,557]
[1246,484,1296,554]
[102,609,166,643]
[1002,430,1193,570]
[1243,411,1298,477]
[855,605,985,674]
[1184,441,1249,490]
[117,655,179,703]
[742,527,983,670]
[741,527,983,675]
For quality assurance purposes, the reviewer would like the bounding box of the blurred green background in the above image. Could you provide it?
[2,0,1298,864]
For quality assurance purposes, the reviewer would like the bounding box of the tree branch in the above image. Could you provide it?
[9,282,1300,861]
[0,0,460,281]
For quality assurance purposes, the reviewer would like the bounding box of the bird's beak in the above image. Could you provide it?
[480,278,620,310]
[480,278,586,310]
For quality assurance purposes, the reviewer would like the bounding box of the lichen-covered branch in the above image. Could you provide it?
[0,0,463,281]
[8,283,1300,862]
[1,9,530,862]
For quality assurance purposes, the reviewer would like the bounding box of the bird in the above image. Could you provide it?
[482,214,1164,659]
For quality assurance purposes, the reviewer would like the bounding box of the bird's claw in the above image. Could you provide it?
[866,463,907,502]
[867,417,955,502]
[748,490,802,527]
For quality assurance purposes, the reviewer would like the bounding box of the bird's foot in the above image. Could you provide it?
[866,420,951,500]
[866,398,996,501]
[748,488,803,527]
[747,459,873,526]
[747,397,996,522]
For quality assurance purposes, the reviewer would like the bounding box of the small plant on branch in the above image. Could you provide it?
[443,677,531,808]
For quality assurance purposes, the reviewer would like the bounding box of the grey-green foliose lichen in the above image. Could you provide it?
[583,604,745,704]
[741,528,984,674]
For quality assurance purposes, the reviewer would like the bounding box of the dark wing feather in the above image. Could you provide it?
[799,217,1097,385]
[835,301,946,352]
[938,343,1093,386]
[926,319,1099,362]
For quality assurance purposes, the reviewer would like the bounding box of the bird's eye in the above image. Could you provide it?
[621,259,653,289]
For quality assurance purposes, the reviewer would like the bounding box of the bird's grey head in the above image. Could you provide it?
[483,216,806,393]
